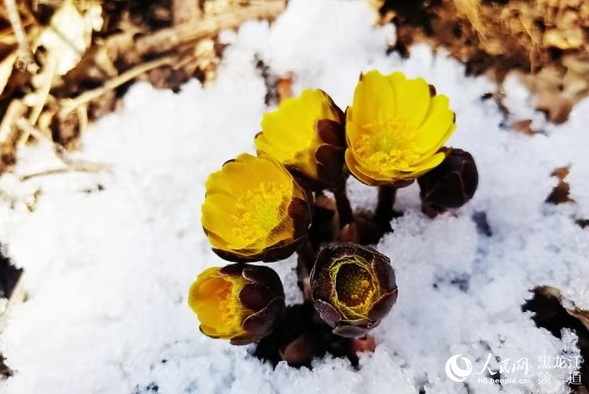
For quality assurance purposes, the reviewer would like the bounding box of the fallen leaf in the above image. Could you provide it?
[536,92,573,124]
[511,119,534,135]
[276,73,293,103]
[546,166,573,204]
[37,0,102,76]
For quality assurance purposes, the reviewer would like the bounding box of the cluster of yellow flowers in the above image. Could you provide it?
[188,69,478,364]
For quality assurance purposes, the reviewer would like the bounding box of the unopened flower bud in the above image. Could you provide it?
[310,243,398,338]
[417,148,478,214]
[188,264,285,345]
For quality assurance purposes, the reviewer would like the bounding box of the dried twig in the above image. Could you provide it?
[3,0,38,73]
[59,1,286,115]
[135,1,286,57]
[15,118,111,181]
[173,0,202,26]
[59,55,176,117]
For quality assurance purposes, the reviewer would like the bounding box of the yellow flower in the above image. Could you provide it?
[345,70,456,186]
[255,89,346,189]
[201,153,312,262]
[188,264,285,344]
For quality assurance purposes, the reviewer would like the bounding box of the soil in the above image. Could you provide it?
[378,0,589,124]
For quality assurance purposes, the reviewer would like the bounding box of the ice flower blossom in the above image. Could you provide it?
[255,89,346,189]
[201,153,312,262]
[345,70,456,186]
[310,243,398,337]
[188,264,285,344]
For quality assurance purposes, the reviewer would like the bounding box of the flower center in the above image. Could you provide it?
[231,182,289,246]
[354,117,420,170]
[334,263,376,308]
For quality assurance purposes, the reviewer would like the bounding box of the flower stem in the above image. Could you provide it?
[374,185,398,228]
[296,236,316,301]
[297,236,317,274]
[332,182,353,228]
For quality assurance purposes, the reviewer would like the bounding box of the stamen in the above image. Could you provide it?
[231,182,288,244]
[334,263,376,308]
[354,117,420,170]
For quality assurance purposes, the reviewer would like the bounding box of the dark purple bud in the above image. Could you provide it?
[418,148,478,215]
[309,243,398,338]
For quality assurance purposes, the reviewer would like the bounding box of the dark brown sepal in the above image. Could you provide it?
[315,144,346,184]
[238,284,275,312]
[316,119,345,147]
[211,247,259,263]
[288,197,313,238]
[230,334,258,346]
[212,248,260,263]
[242,297,284,337]
[333,324,372,338]
[313,299,342,327]
[241,265,284,298]
[367,289,398,322]
[260,237,303,263]
[370,254,396,291]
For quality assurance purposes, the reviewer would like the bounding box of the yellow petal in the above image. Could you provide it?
[201,194,242,248]
[188,268,249,339]
[257,89,338,174]
[346,106,353,123]
[345,149,374,185]
[416,95,455,152]
[260,112,310,160]
[206,159,264,198]
[406,151,446,176]
[420,122,456,160]
[345,115,363,147]
[345,149,401,186]
[388,72,431,129]
[352,70,395,126]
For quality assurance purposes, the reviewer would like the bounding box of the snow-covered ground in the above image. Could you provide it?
[1,0,588,393]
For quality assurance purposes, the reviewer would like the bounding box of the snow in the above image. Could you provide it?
[1,0,588,393]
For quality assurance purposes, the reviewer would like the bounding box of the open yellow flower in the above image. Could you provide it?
[202,153,312,262]
[345,70,456,186]
[188,264,285,344]
[255,89,346,189]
